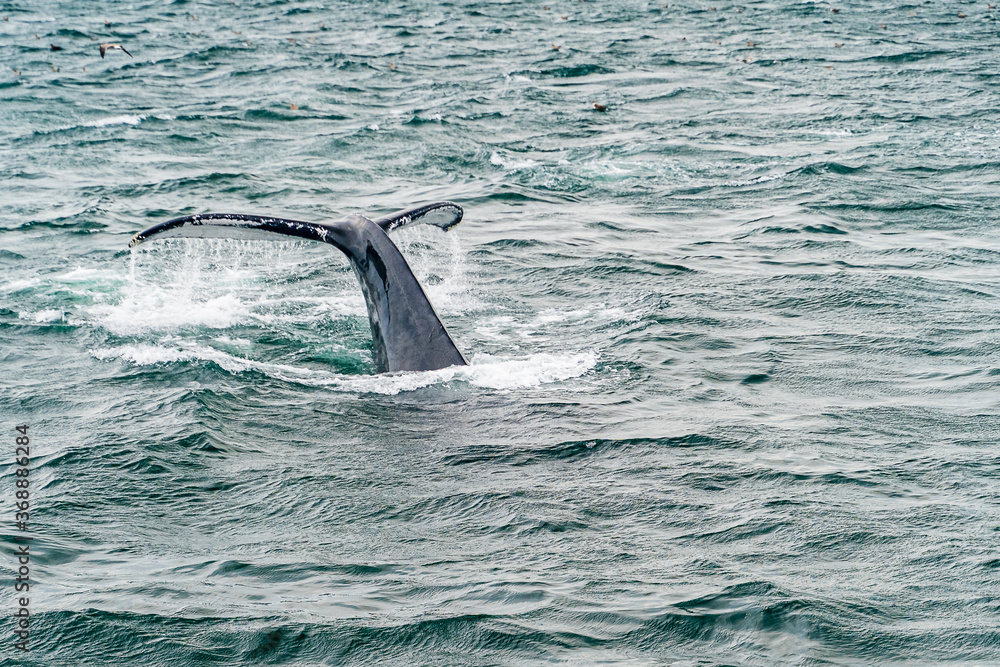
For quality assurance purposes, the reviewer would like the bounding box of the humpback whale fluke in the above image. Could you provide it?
[129,202,468,374]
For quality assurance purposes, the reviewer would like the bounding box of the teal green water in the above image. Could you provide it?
[3,1,1000,664]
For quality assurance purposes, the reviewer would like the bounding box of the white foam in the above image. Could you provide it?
[278,350,598,393]
[92,343,597,395]
[463,351,597,389]
[490,151,538,171]
[91,343,316,377]
[84,115,145,128]
[501,72,532,84]
[320,367,461,395]
[21,309,64,323]
[93,344,193,366]
[2,279,38,293]
[301,352,597,394]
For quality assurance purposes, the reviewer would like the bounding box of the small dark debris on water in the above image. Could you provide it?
[50,44,62,51]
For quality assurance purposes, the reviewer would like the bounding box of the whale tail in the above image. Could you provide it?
[373,201,463,233]
[129,203,468,374]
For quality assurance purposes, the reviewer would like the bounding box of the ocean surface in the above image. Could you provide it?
[3,0,1000,664]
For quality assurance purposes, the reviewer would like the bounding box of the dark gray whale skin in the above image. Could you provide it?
[129,202,467,373]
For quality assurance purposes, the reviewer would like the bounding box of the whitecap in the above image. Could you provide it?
[20,309,64,323]
[1,279,38,293]
[490,151,539,171]
[83,115,145,128]
[92,344,194,366]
